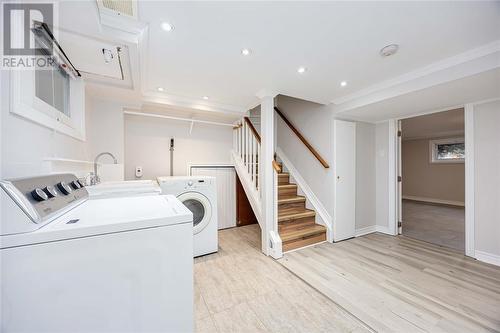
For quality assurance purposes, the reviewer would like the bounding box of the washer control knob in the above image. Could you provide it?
[43,186,58,198]
[187,181,193,186]
[31,188,49,202]
[77,179,86,187]
[57,182,72,195]
[70,180,81,190]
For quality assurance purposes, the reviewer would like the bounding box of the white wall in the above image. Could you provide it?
[85,98,125,164]
[473,100,500,260]
[356,122,377,230]
[1,72,89,179]
[124,114,233,180]
[275,95,334,215]
[276,95,379,233]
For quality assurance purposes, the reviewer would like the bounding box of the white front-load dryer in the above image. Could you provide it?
[157,176,218,257]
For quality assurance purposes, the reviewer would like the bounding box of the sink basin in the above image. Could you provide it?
[86,180,161,199]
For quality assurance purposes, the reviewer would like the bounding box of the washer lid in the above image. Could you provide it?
[1,195,192,249]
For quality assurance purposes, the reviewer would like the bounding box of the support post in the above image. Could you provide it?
[258,92,276,255]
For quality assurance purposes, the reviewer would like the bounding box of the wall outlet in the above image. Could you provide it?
[135,166,143,178]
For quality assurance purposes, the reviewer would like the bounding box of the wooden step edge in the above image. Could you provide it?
[278,209,315,222]
[277,196,306,204]
[278,172,290,177]
[278,184,297,189]
[280,225,326,243]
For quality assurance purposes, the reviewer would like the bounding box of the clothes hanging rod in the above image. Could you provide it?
[124,111,235,127]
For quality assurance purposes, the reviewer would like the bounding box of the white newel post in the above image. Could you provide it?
[258,92,276,255]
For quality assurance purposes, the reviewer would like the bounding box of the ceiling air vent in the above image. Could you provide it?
[96,0,145,34]
[98,0,136,18]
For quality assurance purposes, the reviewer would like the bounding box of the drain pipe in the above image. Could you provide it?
[170,138,174,176]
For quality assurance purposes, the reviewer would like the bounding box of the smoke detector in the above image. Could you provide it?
[380,44,399,57]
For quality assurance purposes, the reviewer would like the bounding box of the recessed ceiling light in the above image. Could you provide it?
[340,81,347,87]
[203,96,209,100]
[380,44,399,57]
[297,66,307,74]
[241,48,251,56]
[157,87,164,92]
[161,22,174,32]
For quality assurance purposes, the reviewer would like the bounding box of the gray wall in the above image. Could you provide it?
[474,100,500,258]
[402,138,464,203]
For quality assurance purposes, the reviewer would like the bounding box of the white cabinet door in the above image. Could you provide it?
[333,120,356,241]
[191,167,236,230]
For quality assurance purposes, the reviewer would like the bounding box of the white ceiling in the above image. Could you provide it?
[58,1,500,117]
[401,108,464,140]
[335,67,500,123]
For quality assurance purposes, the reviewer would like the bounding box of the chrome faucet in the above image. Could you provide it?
[91,152,118,185]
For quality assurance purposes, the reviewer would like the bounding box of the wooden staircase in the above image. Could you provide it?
[276,167,327,252]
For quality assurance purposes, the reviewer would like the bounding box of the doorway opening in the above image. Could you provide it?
[398,108,465,252]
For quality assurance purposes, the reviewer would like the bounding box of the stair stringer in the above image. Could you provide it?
[231,150,262,226]
[275,147,333,242]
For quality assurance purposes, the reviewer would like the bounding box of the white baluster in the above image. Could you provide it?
[252,136,256,190]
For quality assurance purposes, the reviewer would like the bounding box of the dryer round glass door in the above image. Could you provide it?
[177,192,212,235]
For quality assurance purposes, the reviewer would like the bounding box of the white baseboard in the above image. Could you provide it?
[475,250,500,267]
[403,195,465,207]
[355,225,393,237]
[355,226,377,237]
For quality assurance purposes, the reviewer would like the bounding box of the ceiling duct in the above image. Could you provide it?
[98,0,136,19]
[96,0,145,34]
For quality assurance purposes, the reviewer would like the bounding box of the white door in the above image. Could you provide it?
[333,120,356,241]
[191,167,236,230]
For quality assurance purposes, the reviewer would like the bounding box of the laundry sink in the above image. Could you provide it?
[86,180,161,199]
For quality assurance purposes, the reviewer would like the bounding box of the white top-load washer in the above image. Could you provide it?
[157,176,218,257]
[0,174,193,333]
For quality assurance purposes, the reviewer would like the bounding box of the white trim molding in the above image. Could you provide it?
[403,195,465,207]
[475,251,500,267]
[464,104,475,258]
[355,225,393,237]
[388,119,398,235]
[275,147,333,241]
[355,226,377,237]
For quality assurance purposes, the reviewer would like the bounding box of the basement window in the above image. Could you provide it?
[429,138,465,163]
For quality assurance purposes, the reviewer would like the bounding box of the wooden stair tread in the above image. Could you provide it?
[278,208,315,222]
[278,184,297,189]
[280,224,326,243]
[278,196,306,204]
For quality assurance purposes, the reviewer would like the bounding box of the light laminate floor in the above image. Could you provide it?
[279,233,500,333]
[194,224,371,333]
[402,200,465,252]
